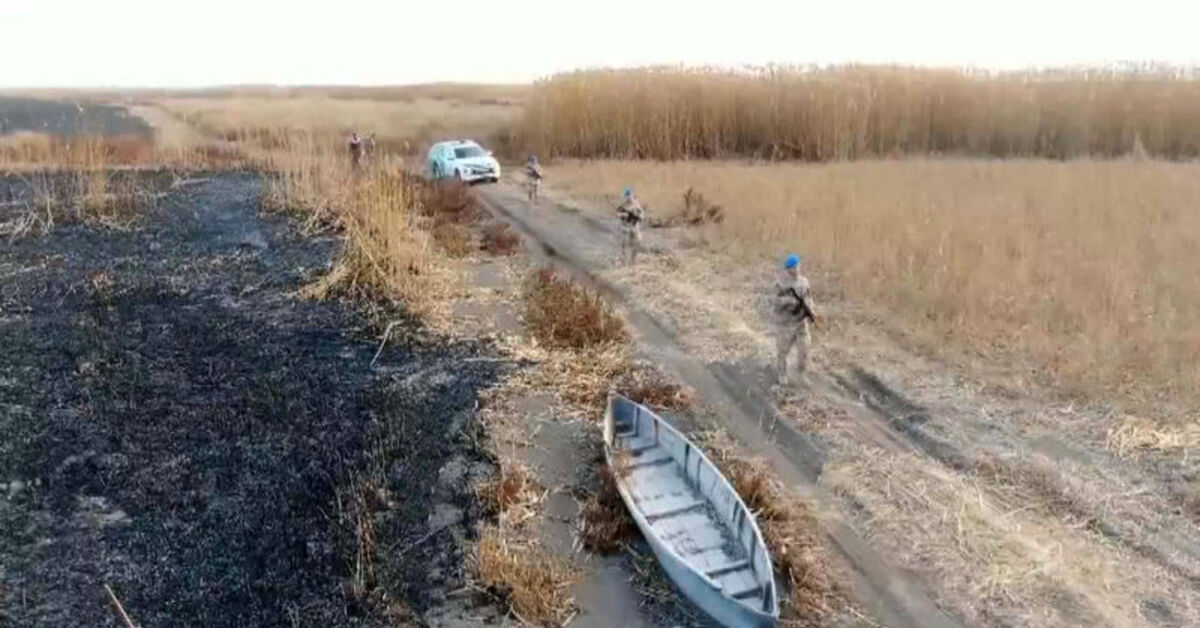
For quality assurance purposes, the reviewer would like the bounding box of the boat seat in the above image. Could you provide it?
[729,582,763,600]
[626,447,673,470]
[623,435,658,456]
[643,499,705,522]
[705,559,750,578]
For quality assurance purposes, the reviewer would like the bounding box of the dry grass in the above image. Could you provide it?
[545,158,1200,413]
[419,180,482,257]
[0,132,155,169]
[523,268,630,351]
[522,66,1200,161]
[530,344,633,414]
[158,94,521,157]
[649,187,725,228]
[616,364,695,412]
[474,525,578,626]
[1,157,164,239]
[481,222,522,256]
[825,448,1195,627]
[577,467,637,554]
[337,477,387,602]
[1106,415,1200,459]
[701,431,837,625]
[477,457,542,526]
[277,160,455,325]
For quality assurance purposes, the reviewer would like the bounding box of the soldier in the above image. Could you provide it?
[363,133,377,165]
[774,254,818,386]
[348,132,363,169]
[615,187,645,264]
[525,155,544,203]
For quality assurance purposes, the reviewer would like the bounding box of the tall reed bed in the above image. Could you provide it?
[520,66,1200,161]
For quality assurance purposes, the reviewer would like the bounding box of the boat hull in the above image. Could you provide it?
[604,394,778,628]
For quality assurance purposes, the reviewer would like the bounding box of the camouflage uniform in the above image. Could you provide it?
[616,196,645,264]
[526,160,543,202]
[774,269,815,384]
[348,133,363,169]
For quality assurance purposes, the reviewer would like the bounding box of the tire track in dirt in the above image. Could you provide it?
[476,184,965,628]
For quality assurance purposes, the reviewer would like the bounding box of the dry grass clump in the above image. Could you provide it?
[419,180,482,257]
[336,477,390,601]
[530,343,633,414]
[291,163,455,324]
[523,268,630,350]
[577,467,637,554]
[616,364,695,412]
[545,159,1200,412]
[477,457,542,525]
[0,132,155,169]
[522,66,1200,161]
[481,222,522,256]
[1106,415,1200,459]
[650,187,725,228]
[474,525,577,626]
[2,169,162,239]
[971,453,1094,523]
[1176,481,1200,522]
[702,432,836,625]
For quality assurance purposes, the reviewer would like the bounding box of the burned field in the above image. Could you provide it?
[0,97,150,137]
[0,173,499,626]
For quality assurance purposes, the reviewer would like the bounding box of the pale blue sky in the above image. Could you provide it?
[2,0,1198,87]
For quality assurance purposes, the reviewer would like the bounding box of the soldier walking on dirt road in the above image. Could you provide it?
[616,187,645,264]
[526,155,544,203]
[774,254,818,386]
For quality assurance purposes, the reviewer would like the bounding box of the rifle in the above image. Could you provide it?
[783,286,818,326]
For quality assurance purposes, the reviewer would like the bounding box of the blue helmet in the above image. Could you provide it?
[784,254,801,269]
[623,187,633,198]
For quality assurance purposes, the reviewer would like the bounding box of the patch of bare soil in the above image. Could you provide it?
[0,173,501,627]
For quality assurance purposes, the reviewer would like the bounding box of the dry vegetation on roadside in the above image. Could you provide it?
[544,159,1200,415]
[825,448,1195,627]
[281,163,457,324]
[702,432,838,626]
[481,222,521,255]
[523,268,630,350]
[474,525,578,625]
[577,467,637,554]
[0,139,179,238]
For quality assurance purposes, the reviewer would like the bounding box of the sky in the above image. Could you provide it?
[3,0,1199,87]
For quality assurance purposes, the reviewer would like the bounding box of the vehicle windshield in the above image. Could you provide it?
[453,145,486,159]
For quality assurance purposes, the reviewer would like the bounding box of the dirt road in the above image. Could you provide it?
[476,179,1200,628]
[476,183,961,628]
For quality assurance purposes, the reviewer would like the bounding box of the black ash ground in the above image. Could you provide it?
[0,173,499,627]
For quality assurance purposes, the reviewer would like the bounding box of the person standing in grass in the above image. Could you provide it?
[526,155,544,202]
[616,187,645,264]
[774,254,818,386]
[348,132,364,169]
